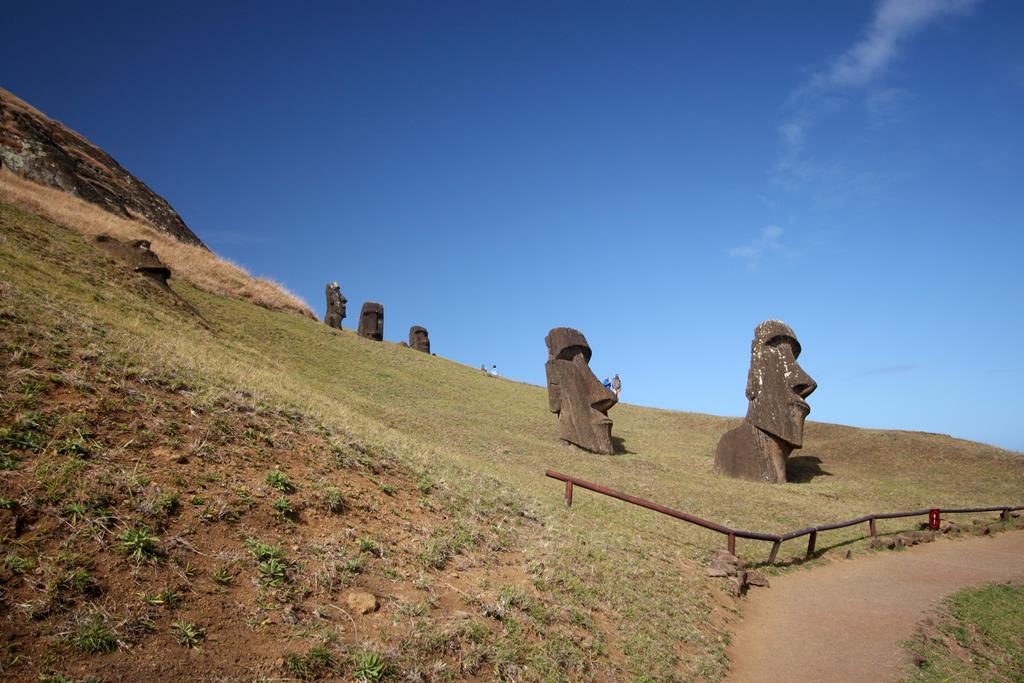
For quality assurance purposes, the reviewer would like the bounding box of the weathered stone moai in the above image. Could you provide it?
[409,326,430,353]
[545,327,618,454]
[714,320,817,483]
[324,282,347,329]
[94,235,171,286]
[357,302,384,341]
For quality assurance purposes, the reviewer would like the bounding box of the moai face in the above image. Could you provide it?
[745,320,817,447]
[545,327,618,454]
[409,326,430,353]
[357,302,384,341]
[325,282,347,328]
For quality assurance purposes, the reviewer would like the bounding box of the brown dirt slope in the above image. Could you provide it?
[0,87,204,247]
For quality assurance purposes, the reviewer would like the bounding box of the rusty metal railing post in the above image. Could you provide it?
[727,532,736,556]
[806,530,817,558]
[564,481,574,507]
[1001,508,1010,522]
[768,540,781,564]
[869,518,877,538]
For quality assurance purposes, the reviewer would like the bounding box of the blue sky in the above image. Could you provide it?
[3,1,1022,451]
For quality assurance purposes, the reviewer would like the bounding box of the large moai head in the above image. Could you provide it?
[409,326,430,353]
[357,302,384,341]
[744,320,817,448]
[545,327,618,454]
[714,320,818,483]
[94,235,171,286]
[324,282,347,329]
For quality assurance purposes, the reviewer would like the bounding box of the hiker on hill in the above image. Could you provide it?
[611,374,621,398]
[603,377,612,390]
[490,365,499,377]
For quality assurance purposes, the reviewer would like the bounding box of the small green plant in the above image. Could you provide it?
[358,537,382,557]
[212,564,234,586]
[353,651,386,682]
[4,553,34,574]
[172,621,205,648]
[416,476,434,495]
[343,557,365,574]
[266,469,294,493]
[55,429,95,458]
[142,588,183,608]
[378,481,397,496]
[155,492,179,514]
[245,538,284,561]
[258,558,288,587]
[72,613,117,653]
[0,497,15,509]
[284,644,335,680]
[63,501,88,523]
[272,495,294,518]
[322,487,345,513]
[117,526,160,562]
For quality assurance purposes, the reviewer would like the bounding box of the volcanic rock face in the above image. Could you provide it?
[0,87,205,248]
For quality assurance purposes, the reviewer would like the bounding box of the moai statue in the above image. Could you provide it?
[409,326,430,353]
[545,327,618,454]
[714,320,817,483]
[94,235,171,286]
[324,282,347,329]
[357,302,384,341]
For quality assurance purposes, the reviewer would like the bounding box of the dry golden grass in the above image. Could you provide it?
[0,169,314,318]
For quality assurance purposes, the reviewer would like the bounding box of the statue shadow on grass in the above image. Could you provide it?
[786,454,832,483]
[611,435,633,455]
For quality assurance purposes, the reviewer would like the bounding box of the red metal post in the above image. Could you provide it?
[768,540,781,564]
[928,509,941,530]
[564,481,573,507]
[727,532,736,556]
[869,518,877,537]
[1001,508,1010,522]
[806,530,817,558]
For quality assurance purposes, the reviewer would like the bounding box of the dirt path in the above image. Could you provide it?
[726,530,1024,682]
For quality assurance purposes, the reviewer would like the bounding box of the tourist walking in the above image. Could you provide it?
[611,374,621,398]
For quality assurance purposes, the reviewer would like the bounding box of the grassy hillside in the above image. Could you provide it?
[2,195,1022,682]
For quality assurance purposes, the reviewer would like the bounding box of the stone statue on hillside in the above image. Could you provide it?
[409,326,430,353]
[324,282,347,329]
[545,327,618,454]
[714,320,817,483]
[357,302,384,341]
[94,235,171,286]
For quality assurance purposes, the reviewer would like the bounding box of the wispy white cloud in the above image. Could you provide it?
[729,225,787,267]
[776,0,981,189]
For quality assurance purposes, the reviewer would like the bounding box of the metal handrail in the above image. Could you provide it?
[546,469,1024,563]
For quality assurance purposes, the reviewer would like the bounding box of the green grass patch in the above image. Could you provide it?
[904,581,1024,681]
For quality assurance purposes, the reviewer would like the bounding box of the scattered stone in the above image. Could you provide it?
[324,282,347,329]
[745,570,770,588]
[346,591,378,615]
[169,453,188,465]
[706,564,732,578]
[409,325,430,353]
[357,302,384,341]
[843,550,852,559]
[981,526,991,535]
[544,328,617,454]
[713,320,817,483]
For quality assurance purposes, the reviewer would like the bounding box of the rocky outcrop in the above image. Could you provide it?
[0,87,205,248]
